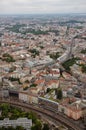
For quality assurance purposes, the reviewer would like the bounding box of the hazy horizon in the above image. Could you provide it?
[0,0,86,15]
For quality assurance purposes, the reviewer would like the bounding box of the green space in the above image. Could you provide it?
[0,103,49,130]
[62,57,80,72]
[5,23,59,36]
[29,49,39,58]
[46,88,63,101]
[29,49,39,55]
[5,24,25,33]
[55,88,63,100]
[74,35,86,40]
[0,126,25,130]
[30,84,37,88]
[22,29,49,35]
[81,64,86,73]
[49,52,60,60]
[2,53,15,63]
[81,49,86,54]
[22,28,59,35]
[59,20,84,26]
[23,86,28,90]
[39,46,44,49]
[48,30,59,35]
[9,77,21,84]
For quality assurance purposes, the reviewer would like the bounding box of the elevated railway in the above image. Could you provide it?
[0,99,82,130]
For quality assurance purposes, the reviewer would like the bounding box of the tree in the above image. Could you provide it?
[30,84,37,88]
[39,46,44,49]
[7,126,15,130]
[46,88,51,93]
[2,53,15,62]
[31,120,42,130]
[16,126,24,130]
[56,88,63,100]
[81,49,86,54]
[29,49,39,56]
[49,52,60,60]
[0,126,5,130]
[81,65,86,73]
[62,57,80,72]
[1,104,10,117]
[42,123,49,130]
[28,112,37,123]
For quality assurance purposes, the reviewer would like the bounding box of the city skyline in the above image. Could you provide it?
[0,0,86,14]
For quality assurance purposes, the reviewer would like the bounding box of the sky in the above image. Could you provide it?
[0,0,86,14]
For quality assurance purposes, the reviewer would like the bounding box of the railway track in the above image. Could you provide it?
[0,99,82,130]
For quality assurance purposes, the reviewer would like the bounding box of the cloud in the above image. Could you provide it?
[0,0,86,14]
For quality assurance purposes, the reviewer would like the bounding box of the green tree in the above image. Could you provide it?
[56,88,63,100]
[30,84,37,88]
[62,57,80,72]
[7,126,15,130]
[50,52,60,60]
[2,53,15,62]
[1,104,10,117]
[0,126,5,130]
[46,88,51,93]
[81,49,86,54]
[16,126,24,130]
[29,49,39,56]
[31,120,42,130]
[28,112,37,123]
[42,123,49,130]
[81,64,86,73]
[1,103,10,111]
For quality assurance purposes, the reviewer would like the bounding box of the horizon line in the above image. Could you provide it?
[0,13,86,15]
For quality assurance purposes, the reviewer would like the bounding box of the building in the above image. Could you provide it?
[0,89,9,98]
[19,91,38,104]
[0,118,32,130]
[66,104,82,120]
[58,99,86,120]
